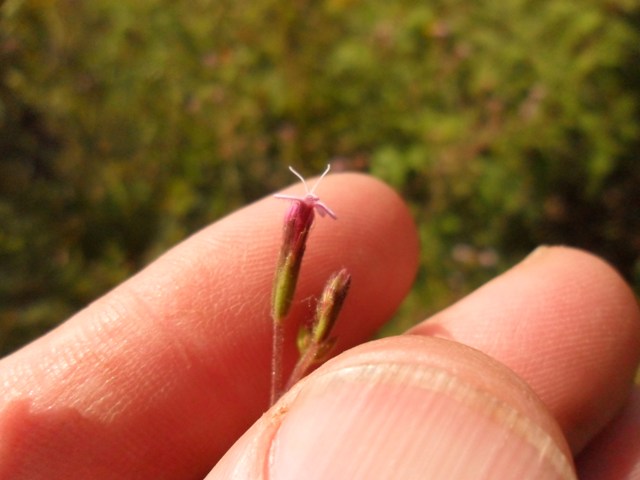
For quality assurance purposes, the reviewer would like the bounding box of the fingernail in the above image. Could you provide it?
[267,363,575,479]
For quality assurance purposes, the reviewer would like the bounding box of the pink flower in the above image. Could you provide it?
[271,165,337,323]
[274,165,337,219]
[271,200,315,323]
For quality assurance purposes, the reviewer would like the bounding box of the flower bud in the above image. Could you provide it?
[311,268,351,345]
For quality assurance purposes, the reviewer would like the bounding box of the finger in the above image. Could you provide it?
[210,246,639,478]
[575,385,640,480]
[409,246,640,452]
[0,173,419,479]
[209,336,576,479]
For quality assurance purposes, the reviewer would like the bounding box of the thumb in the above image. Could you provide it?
[208,336,575,479]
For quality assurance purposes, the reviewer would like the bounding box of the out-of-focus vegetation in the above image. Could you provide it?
[1,0,639,356]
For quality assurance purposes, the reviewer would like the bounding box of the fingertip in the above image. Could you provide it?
[410,245,640,452]
[0,171,419,477]
[210,336,575,479]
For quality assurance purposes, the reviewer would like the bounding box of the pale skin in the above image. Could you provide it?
[0,173,639,479]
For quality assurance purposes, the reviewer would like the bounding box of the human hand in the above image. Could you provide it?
[0,174,638,479]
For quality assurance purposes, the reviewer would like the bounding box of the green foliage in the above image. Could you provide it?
[1,0,639,354]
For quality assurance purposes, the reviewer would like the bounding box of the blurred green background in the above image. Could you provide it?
[2,0,639,357]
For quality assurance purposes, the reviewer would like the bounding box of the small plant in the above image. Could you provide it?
[270,165,351,405]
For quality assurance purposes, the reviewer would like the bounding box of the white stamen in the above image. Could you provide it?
[288,166,309,194]
[275,164,337,220]
[309,164,331,195]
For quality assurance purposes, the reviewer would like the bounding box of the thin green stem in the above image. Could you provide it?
[270,320,285,405]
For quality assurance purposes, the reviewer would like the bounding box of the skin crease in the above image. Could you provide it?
[0,172,638,479]
[575,386,640,479]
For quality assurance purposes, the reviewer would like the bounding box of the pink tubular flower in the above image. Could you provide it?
[274,165,337,219]
[271,200,315,323]
[271,165,336,324]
